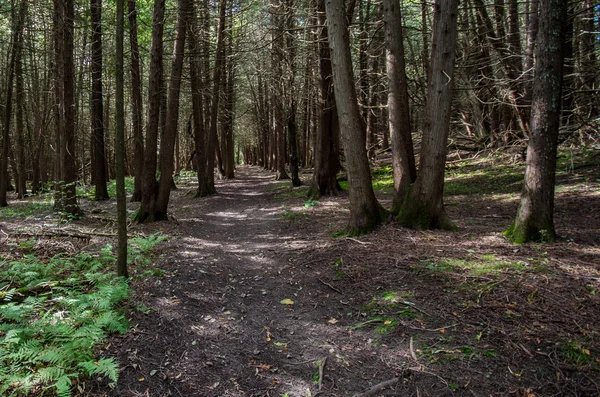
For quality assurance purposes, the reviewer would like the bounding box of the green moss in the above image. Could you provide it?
[504,221,556,244]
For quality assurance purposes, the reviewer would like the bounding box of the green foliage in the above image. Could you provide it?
[77,177,135,200]
[304,199,319,208]
[0,247,130,396]
[280,206,308,221]
[128,232,168,266]
[273,185,310,199]
[561,341,596,367]
[420,256,533,277]
[444,158,524,196]
[0,200,53,219]
[503,220,556,244]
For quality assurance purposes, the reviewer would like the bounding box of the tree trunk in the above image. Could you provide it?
[55,0,81,217]
[15,1,28,199]
[505,0,567,243]
[155,0,190,220]
[204,0,227,194]
[115,0,129,277]
[129,0,144,202]
[396,0,459,230]
[309,0,341,199]
[285,0,302,186]
[0,1,27,206]
[188,0,210,197]
[135,0,165,223]
[91,0,109,200]
[383,0,416,212]
[326,0,384,234]
[223,39,236,179]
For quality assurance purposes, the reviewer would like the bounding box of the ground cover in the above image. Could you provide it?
[1,149,599,396]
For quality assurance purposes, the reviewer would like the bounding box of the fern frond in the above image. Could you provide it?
[54,374,73,397]
[79,358,119,382]
[33,366,65,384]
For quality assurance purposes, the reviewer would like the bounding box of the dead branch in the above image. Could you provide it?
[352,377,400,397]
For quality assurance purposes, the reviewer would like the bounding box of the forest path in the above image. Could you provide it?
[99,165,600,397]
[109,166,369,397]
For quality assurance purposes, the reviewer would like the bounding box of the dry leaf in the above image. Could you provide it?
[328,318,339,324]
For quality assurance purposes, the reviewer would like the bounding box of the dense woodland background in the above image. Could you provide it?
[0,1,599,395]
[0,0,597,234]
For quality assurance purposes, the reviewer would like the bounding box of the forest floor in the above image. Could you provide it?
[1,150,600,396]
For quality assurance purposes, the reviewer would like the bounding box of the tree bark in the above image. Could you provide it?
[55,0,81,217]
[188,1,210,197]
[115,0,129,277]
[91,0,109,200]
[129,0,144,202]
[383,0,416,212]
[505,0,568,243]
[0,0,27,206]
[309,0,341,199]
[135,0,165,223]
[155,0,190,220]
[204,0,227,194]
[326,0,384,234]
[14,1,28,199]
[396,0,459,230]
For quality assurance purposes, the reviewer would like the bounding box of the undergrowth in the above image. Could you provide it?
[0,245,129,396]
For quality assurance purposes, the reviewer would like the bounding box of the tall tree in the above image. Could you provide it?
[54,0,81,217]
[135,0,165,223]
[0,0,27,206]
[284,0,302,186]
[309,0,341,199]
[396,0,459,230]
[189,0,210,196]
[14,1,28,199]
[326,0,385,234]
[203,0,227,194]
[155,0,191,219]
[504,0,568,243]
[383,0,416,212]
[129,0,144,202]
[115,0,128,277]
[91,0,109,200]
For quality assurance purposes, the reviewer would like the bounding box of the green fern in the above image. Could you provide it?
[0,243,144,396]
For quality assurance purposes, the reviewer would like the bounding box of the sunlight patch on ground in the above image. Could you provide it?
[153,297,184,320]
[206,211,250,219]
[180,237,222,248]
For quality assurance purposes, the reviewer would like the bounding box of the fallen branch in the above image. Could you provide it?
[317,357,327,391]
[349,319,383,330]
[11,230,113,239]
[318,278,342,294]
[345,237,372,245]
[353,377,400,397]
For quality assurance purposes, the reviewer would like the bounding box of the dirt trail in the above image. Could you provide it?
[96,165,600,397]
[107,167,368,397]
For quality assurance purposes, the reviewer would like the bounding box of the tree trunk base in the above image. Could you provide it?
[396,195,456,231]
[503,221,556,244]
[345,203,387,236]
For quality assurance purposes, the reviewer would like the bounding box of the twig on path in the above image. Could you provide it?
[408,323,458,332]
[349,319,384,330]
[345,237,372,245]
[317,357,327,391]
[352,377,400,397]
[408,365,448,386]
[318,278,342,294]
[410,337,418,361]
[401,300,431,317]
[283,358,318,366]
